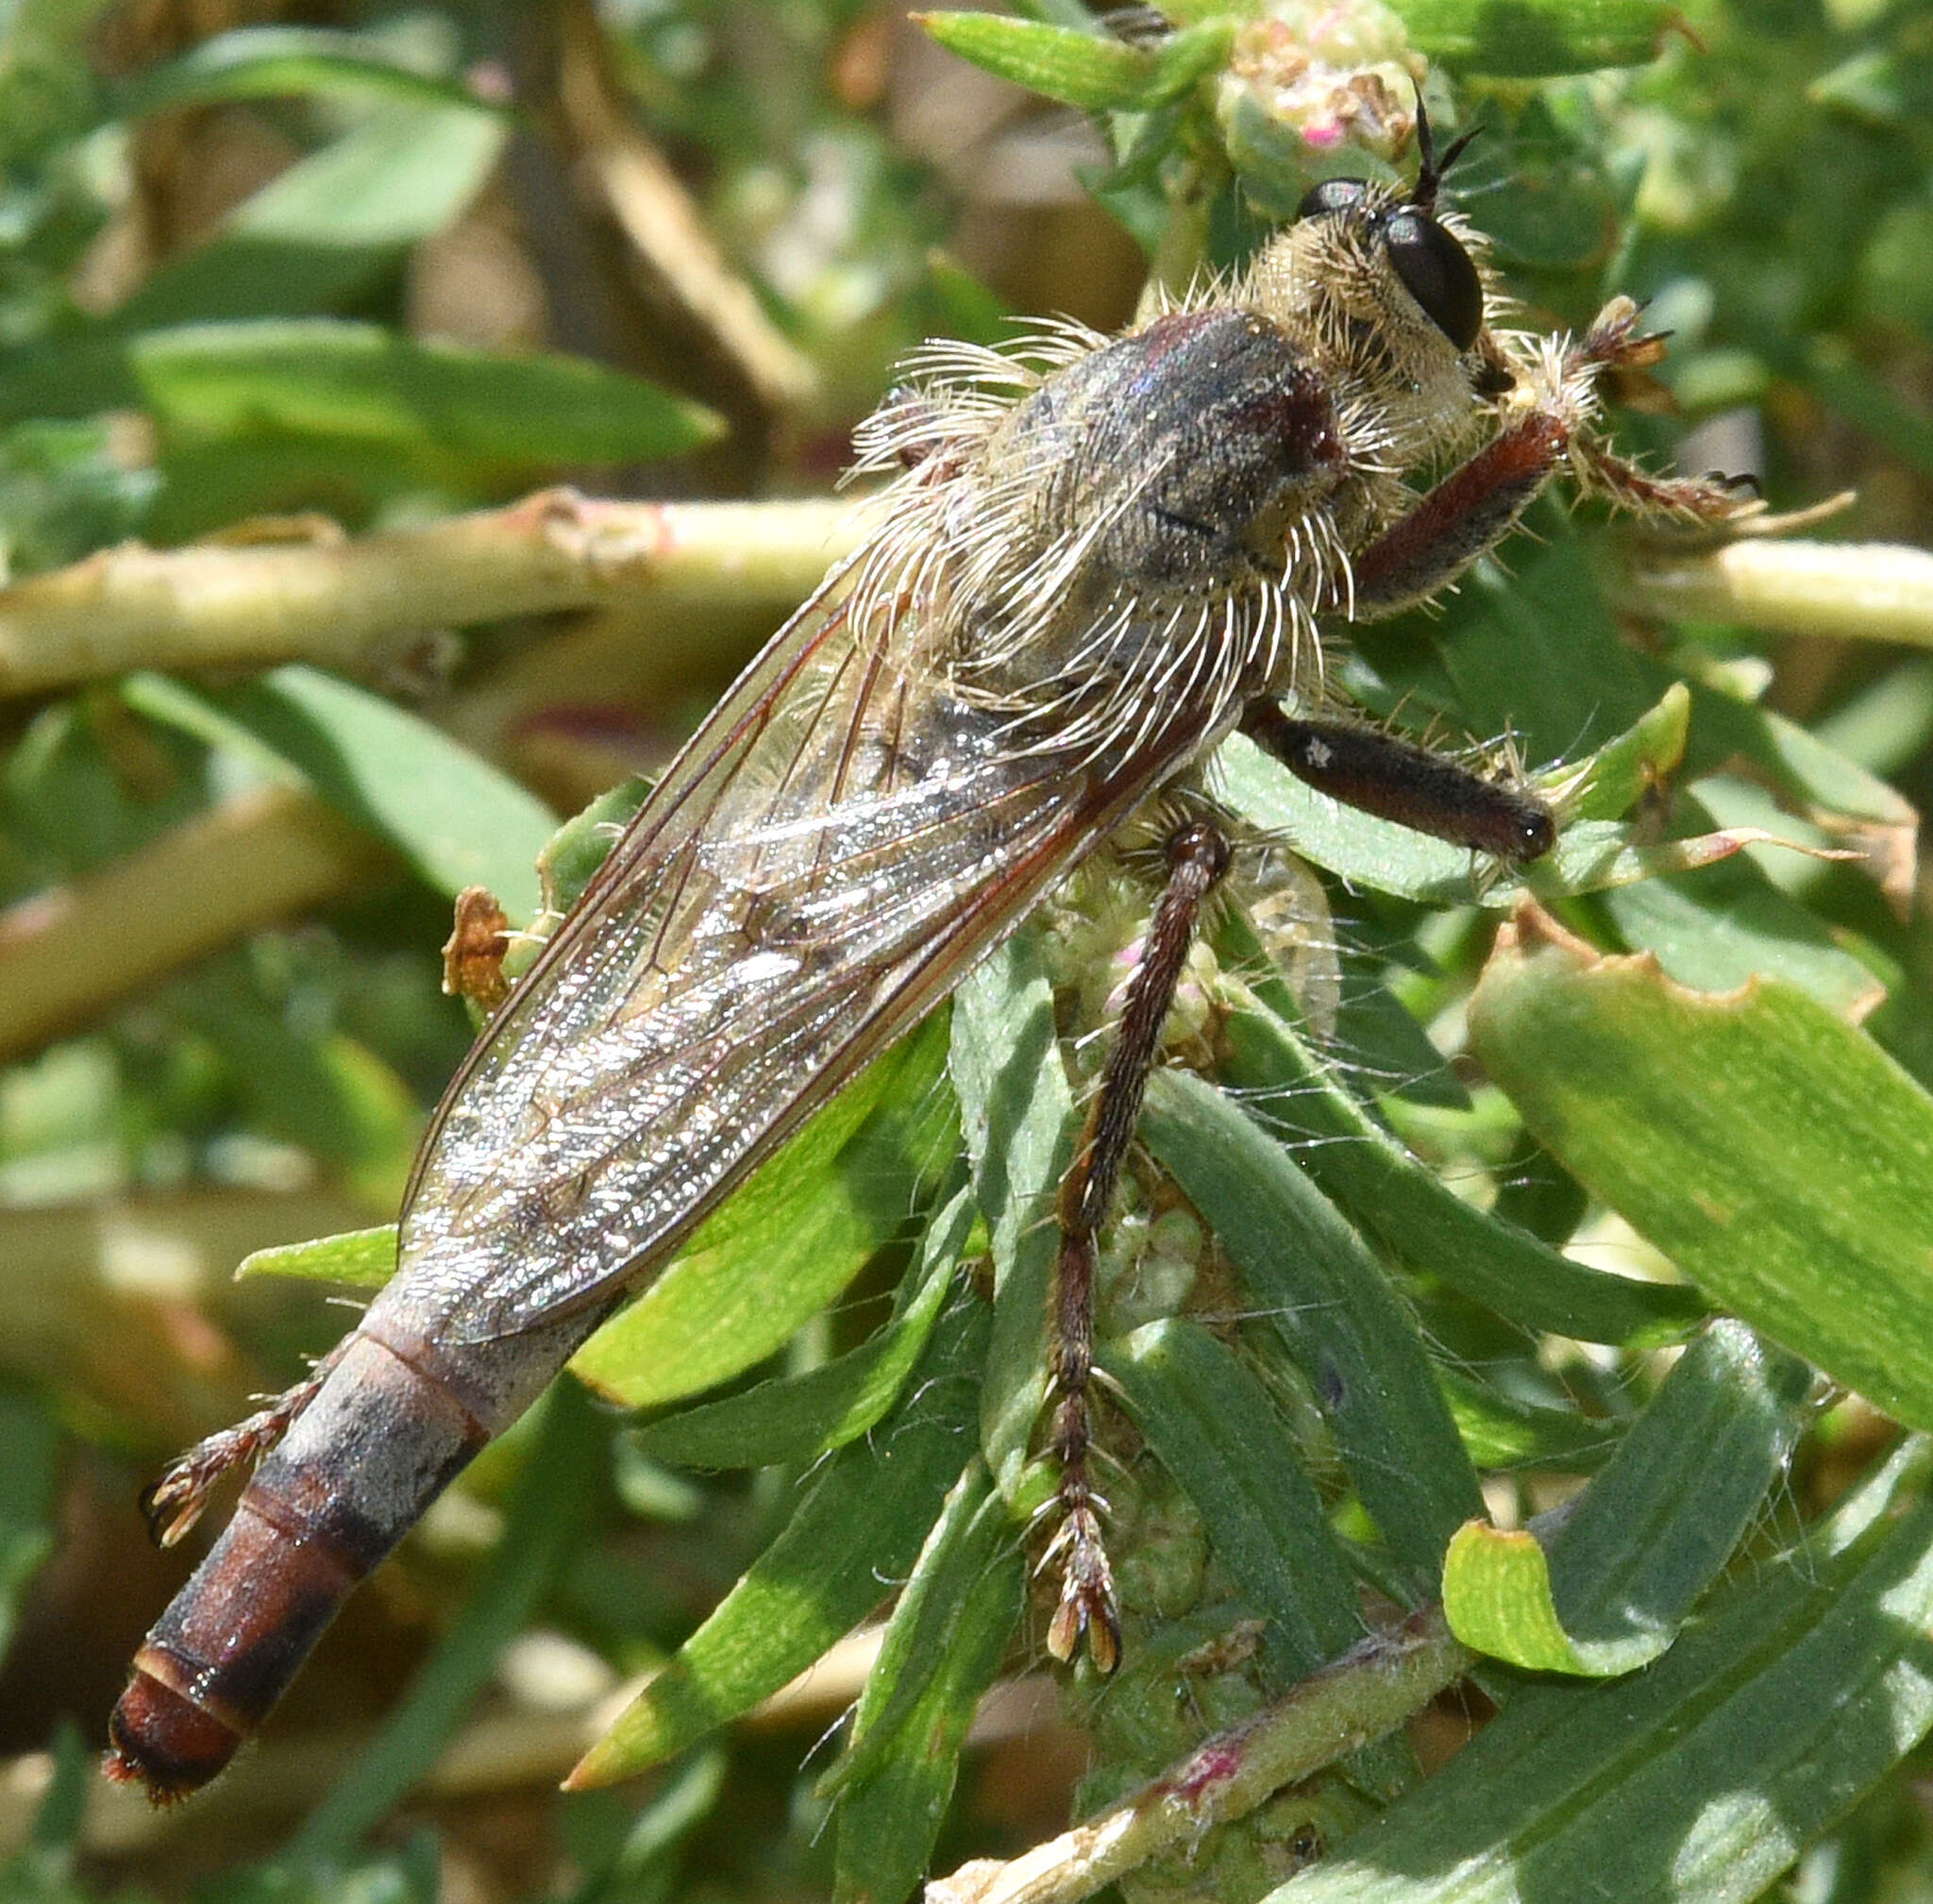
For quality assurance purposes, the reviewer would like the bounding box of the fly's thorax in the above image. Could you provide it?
[976,307,1349,602]
[926,309,1353,742]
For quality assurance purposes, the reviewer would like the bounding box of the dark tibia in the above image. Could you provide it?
[1245,705,1555,864]
[1045,819,1232,1672]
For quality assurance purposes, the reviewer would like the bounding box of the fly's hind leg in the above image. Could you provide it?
[140,1340,349,1547]
[1043,817,1232,1674]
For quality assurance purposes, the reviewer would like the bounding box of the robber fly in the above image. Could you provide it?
[106,107,1749,1800]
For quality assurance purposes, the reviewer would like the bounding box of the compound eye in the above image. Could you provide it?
[1297,177,1368,221]
[1380,208,1484,350]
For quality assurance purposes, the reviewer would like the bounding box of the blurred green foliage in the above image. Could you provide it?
[1,0,1932,1902]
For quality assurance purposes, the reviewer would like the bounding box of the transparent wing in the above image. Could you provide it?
[395,564,1216,1343]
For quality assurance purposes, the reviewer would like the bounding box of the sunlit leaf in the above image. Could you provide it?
[572,1013,953,1410]
[567,1291,988,1788]
[115,25,508,121]
[829,1462,1022,1904]
[1444,1321,1814,1674]
[1471,919,1933,1428]
[1140,1069,1482,1588]
[951,933,1075,1506]
[1275,1444,1933,1904]
[132,321,720,468]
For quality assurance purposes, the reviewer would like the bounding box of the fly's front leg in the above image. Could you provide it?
[1044,818,1232,1674]
[1243,706,1555,864]
[1351,297,1757,619]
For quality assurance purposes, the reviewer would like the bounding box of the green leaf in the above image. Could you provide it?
[916,14,1229,111]
[237,1223,397,1287]
[118,103,508,330]
[1213,988,1705,1347]
[1387,0,1681,74]
[198,665,556,923]
[625,1184,970,1471]
[1469,923,1933,1431]
[567,1290,988,1788]
[1598,828,1885,1017]
[829,1463,1023,1904]
[1139,1069,1482,1588]
[115,25,509,121]
[1561,683,1690,823]
[950,932,1076,1505]
[538,777,654,918]
[1269,1443,1933,1904]
[131,321,719,468]
[1444,1321,1815,1675]
[571,1014,953,1410]
[1104,1320,1361,1678]
[1439,1370,1619,1473]
[160,969,421,1206]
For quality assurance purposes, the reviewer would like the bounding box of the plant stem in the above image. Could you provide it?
[0,784,385,1060]
[927,1606,1472,1904]
[1619,537,1933,649]
[0,493,861,698]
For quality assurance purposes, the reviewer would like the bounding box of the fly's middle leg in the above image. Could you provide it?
[1043,817,1232,1674]
[1242,705,1555,866]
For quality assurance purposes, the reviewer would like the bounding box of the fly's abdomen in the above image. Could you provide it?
[104,1308,565,1800]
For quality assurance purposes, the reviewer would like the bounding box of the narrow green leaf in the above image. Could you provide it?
[1470,925,1933,1430]
[132,321,720,466]
[288,1380,607,1862]
[1139,1069,1482,1588]
[917,12,1149,110]
[568,1292,987,1787]
[202,664,556,923]
[1215,991,1705,1346]
[1438,1370,1618,1473]
[114,25,506,120]
[1562,682,1690,823]
[1445,1321,1815,1674]
[1684,683,1916,835]
[538,777,653,918]
[625,1185,971,1471]
[1599,828,1885,1017]
[950,932,1076,1504]
[572,1014,951,1409]
[237,1222,396,1288]
[1271,1445,1933,1904]
[829,1465,1023,1904]
[120,668,309,789]
[119,103,509,330]
[1104,1320,1361,1677]
[1387,0,1681,74]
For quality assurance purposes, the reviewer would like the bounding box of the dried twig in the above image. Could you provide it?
[928,1607,1471,1904]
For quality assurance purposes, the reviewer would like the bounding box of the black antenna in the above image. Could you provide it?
[1411,88,1481,212]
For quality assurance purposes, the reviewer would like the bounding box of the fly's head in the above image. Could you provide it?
[1244,104,1500,479]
